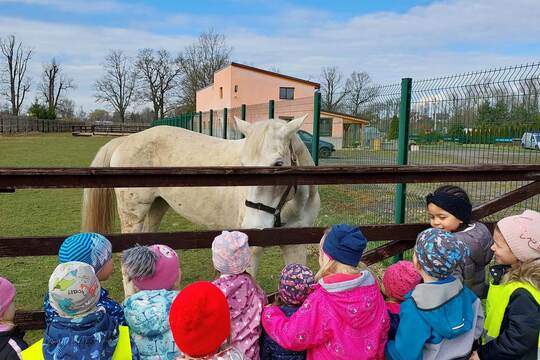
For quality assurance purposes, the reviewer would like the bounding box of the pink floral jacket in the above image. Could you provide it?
[262,271,389,360]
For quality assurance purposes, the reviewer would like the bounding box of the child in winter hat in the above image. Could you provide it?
[381,261,422,340]
[260,264,315,360]
[122,243,182,359]
[263,224,389,360]
[426,185,493,298]
[43,232,125,326]
[386,228,483,360]
[27,262,136,359]
[472,210,540,360]
[0,277,28,360]
[212,231,266,360]
[169,281,244,359]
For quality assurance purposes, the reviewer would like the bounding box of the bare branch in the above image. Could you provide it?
[0,35,32,115]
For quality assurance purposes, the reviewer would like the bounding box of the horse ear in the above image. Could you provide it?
[234,116,251,136]
[283,114,307,137]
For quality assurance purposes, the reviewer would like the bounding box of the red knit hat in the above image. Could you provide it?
[169,281,230,357]
[382,260,422,301]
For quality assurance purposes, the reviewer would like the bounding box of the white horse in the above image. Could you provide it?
[82,116,320,274]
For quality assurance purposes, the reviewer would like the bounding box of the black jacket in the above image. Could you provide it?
[260,305,306,360]
[0,328,28,360]
[478,267,540,360]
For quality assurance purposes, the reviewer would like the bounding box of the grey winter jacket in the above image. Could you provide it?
[453,222,494,299]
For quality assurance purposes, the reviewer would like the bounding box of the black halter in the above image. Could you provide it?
[244,143,298,228]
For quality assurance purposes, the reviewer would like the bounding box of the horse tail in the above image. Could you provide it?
[81,137,125,234]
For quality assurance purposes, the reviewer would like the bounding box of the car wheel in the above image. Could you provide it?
[319,147,331,158]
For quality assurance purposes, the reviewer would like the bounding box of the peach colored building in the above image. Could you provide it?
[196,62,368,148]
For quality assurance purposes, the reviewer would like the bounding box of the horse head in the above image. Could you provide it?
[234,115,307,229]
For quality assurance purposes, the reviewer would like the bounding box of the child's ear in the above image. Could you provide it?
[412,253,421,272]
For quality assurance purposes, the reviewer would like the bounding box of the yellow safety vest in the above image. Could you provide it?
[21,325,133,359]
[483,280,540,347]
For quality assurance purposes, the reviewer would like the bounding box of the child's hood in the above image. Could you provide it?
[409,277,477,339]
[123,289,178,336]
[318,270,386,329]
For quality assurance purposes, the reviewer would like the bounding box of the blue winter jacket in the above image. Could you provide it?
[43,308,139,359]
[44,287,125,326]
[123,290,181,360]
[260,305,306,360]
[385,277,484,360]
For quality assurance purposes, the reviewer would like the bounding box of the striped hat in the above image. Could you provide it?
[59,233,112,273]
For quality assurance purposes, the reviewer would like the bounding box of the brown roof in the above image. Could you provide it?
[321,110,369,124]
[230,62,320,89]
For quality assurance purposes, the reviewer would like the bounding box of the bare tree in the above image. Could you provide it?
[176,29,232,112]
[94,50,137,123]
[39,58,75,114]
[345,72,379,116]
[136,48,183,120]
[0,35,32,115]
[320,66,349,112]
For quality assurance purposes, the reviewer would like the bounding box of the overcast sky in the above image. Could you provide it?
[1,0,539,112]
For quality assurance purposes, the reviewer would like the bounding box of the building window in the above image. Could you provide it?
[220,87,223,99]
[234,85,238,93]
[279,87,294,100]
[320,117,333,137]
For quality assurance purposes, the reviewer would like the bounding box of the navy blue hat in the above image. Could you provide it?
[322,224,367,266]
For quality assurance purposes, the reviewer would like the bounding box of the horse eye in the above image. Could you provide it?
[274,161,284,167]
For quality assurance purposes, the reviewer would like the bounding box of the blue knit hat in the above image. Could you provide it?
[323,224,367,266]
[415,228,469,279]
[59,233,112,273]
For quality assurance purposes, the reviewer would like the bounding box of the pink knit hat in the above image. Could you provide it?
[382,261,422,301]
[212,231,251,275]
[0,277,16,318]
[497,210,540,262]
[132,244,181,291]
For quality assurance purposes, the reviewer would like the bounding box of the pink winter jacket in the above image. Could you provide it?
[262,270,389,360]
[214,273,266,360]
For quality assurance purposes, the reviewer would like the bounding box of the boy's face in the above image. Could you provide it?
[491,228,518,265]
[427,203,462,232]
[96,258,114,281]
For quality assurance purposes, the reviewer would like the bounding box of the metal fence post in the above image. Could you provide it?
[311,91,321,165]
[198,111,202,133]
[223,108,228,139]
[268,100,275,119]
[209,109,213,137]
[190,112,194,131]
[394,78,412,262]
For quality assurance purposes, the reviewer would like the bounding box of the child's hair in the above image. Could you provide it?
[121,244,180,292]
[315,227,367,281]
[504,260,540,290]
[426,185,472,229]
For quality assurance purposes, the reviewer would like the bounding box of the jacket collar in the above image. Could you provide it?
[319,270,374,293]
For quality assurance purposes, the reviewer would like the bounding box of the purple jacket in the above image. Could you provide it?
[262,271,389,360]
[214,273,267,360]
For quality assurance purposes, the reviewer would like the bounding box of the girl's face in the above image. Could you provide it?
[1,302,15,323]
[96,258,114,281]
[491,228,518,265]
[427,203,462,232]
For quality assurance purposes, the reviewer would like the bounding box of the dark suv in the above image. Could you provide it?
[297,130,335,158]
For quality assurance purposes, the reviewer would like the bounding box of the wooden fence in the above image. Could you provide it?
[1,164,538,330]
[0,115,82,134]
[72,124,149,136]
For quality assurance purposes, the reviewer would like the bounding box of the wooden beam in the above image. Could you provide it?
[0,164,539,189]
[472,181,540,220]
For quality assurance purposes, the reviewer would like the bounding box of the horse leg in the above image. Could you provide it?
[247,246,264,278]
[143,197,170,232]
[116,188,155,233]
[281,244,308,266]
